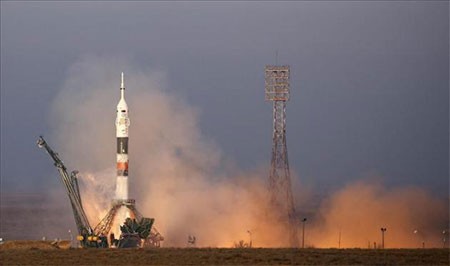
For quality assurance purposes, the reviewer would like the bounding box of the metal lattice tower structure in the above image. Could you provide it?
[265,65,299,247]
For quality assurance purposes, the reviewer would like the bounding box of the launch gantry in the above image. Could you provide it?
[37,136,162,248]
[37,136,100,247]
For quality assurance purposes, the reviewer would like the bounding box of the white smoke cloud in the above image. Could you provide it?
[48,55,287,247]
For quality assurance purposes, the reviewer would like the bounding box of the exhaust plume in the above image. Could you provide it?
[48,55,288,247]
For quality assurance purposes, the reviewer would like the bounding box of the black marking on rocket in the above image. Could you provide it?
[117,137,128,154]
[117,170,129,176]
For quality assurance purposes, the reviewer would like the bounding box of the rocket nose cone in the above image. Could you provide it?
[120,72,125,89]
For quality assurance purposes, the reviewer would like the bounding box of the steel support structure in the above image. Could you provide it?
[94,200,164,247]
[265,65,299,247]
[38,136,163,248]
[37,136,93,237]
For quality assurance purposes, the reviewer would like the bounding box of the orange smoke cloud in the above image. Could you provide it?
[308,181,448,248]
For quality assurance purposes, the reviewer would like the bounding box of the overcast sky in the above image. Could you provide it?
[1,2,448,196]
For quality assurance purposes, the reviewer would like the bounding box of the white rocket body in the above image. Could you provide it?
[115,72,130,200]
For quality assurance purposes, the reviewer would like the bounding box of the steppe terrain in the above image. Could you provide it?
[1,241,449,265]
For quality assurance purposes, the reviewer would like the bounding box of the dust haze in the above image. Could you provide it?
[46,56,447,248]
[309,180,448,248]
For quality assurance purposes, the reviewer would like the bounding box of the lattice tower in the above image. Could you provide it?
[265,65,299,247]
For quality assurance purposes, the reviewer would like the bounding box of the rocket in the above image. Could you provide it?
[115,72,130,200]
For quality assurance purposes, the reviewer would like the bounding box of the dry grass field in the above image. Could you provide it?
[1,241,449,265]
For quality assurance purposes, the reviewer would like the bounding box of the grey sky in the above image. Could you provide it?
[1,2,448,195]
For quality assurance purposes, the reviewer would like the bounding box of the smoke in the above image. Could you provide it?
[47,55,448,248]
[48,55,287,247]
[77,168,115,224]
[308,180,448,248]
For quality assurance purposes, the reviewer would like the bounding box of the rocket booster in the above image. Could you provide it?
[115,72,130,200]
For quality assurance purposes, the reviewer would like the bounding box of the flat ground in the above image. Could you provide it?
[1,242,449,265]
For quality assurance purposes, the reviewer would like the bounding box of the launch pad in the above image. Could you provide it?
[37,136,163,248]
[94,199,164,248]
[37,73,163,248]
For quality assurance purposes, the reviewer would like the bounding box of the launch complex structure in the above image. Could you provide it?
[265,65,299,247]
[38,73,163,248]
[37,66,298,248]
